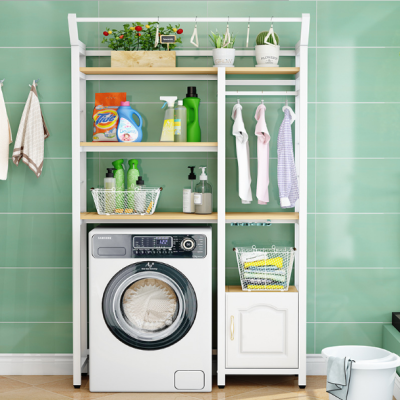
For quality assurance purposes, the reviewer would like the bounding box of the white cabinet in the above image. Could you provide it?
[226,288,298,369]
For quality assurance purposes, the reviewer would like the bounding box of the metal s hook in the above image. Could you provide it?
[246,17,250,48]
[237,99,240,104]
[285,91,288,107]
[190,16,199,47]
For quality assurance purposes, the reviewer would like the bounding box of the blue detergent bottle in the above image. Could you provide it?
[116,101,143,142]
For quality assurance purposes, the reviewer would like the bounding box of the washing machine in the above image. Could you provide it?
[89,226,212,392]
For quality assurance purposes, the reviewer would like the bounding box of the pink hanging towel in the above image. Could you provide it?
[254,104,270,205]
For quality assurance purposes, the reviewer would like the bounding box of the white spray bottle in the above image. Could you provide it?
[160,96,177,142]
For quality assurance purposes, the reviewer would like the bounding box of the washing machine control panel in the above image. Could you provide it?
[132,234,206,258]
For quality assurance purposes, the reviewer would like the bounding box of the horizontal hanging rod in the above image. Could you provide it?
[76,17,303,23]
[226,91,298,96]
[84,74,217,81]
[85,49,296,57]
[226,80,295,86]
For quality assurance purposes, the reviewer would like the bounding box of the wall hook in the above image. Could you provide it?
[190,16,199,47]
[0,79,4,87]
[237,99,240,104]
[246,17,250,48]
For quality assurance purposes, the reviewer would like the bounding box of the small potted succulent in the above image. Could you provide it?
[209,30,236,67]
[255,25,280,67]
[102,22,183,68]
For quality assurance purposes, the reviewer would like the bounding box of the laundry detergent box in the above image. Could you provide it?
[93,93,126,141]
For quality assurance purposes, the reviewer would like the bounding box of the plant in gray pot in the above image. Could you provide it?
[255,25,280,67]
[209,30,236,67]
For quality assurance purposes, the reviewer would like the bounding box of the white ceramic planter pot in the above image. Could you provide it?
[212,48,235,67]
[255,44,280,67]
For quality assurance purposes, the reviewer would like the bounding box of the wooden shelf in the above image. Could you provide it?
[226,212,299,224]
[80,212,218,223]
[80,142,217,152]
[81,212,298,223]
[226,285,298,293]
[80,67,300,76]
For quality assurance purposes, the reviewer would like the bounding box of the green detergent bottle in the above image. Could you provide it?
[112,159,125,212]
[127,159,140,210]
[183,87,201,142]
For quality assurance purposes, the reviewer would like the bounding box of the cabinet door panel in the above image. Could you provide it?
[226,292,298,369]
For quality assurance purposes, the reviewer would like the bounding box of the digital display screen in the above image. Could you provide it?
[133,236,172,249]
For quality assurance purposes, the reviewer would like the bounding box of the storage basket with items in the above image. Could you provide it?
[234,245,295,291]
[91,187,162,215]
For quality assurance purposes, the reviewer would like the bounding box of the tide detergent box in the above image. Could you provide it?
[93,93,126,141]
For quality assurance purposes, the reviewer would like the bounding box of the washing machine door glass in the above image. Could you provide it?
[102,261,197,350]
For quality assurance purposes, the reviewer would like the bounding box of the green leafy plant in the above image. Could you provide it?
[209,30,236,49]
[102,22,183,51]
[256,31,279,46]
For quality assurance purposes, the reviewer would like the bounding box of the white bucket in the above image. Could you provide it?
[322,346,400,400]
[212,48,235,67]
[255,44,280,67]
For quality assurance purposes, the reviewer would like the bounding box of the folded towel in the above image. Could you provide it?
[247,285,285,290]
[12,81,49,177]
[245,278,274,285]
[240,251,268,264]
[244,257,283,269]
[0,84,12,180]
[326,356,354,400]
[244,272,286,282]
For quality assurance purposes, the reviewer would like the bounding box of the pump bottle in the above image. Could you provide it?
[183,166,196,213]
[194,167,212,214]
[160,96,177,142]
[135,176,147,214]
[104,168,116,214]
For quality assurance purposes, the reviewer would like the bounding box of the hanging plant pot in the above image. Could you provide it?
[255,44,280,67]
[212,48,235,67]
[111,51,176,68]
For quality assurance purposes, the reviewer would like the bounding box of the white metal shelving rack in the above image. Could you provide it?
[68,14,309,389]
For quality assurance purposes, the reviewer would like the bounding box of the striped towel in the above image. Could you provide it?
[243,272,286,282]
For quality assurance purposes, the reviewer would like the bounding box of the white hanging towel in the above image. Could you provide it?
[0,84,12,180]
[232,103,252,204]
[12,81,49,178]
[277,105,299,208]
[254,103,270,204]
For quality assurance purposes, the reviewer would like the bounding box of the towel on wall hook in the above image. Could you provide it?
[190,16,199,47]
[254,102,270,205]
[232,103,252,204]
[12,80,49,178]
[277,104,298,208]
[0,79,12,180]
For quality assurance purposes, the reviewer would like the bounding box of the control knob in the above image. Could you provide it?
[181,238,195,251]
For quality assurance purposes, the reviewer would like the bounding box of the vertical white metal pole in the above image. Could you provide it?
[79,51,88,375]
[71,45,82,387]
[217,67,226,388]
[298,14,309,388]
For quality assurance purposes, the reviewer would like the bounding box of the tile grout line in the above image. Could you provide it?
[314,0,318,354]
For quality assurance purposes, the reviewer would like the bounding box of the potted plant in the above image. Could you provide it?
[102,22,183,68]
[255,26,280,67]
[209,30,236,67]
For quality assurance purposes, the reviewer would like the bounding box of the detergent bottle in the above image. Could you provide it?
[126,159,140,211]
[112,159,125,212]
[183,87,201,142]
[160,96,177,142]
[116,101,143,142]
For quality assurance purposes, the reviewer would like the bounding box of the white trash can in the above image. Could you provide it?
[322,346,400,400]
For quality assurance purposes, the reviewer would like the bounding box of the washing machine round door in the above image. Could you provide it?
[102,261,197,350]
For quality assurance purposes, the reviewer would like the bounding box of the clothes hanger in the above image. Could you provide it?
[222,16,231,48]
[246,17,250,48]
[190,16,199,48]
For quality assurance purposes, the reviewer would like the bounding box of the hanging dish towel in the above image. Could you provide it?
[0,84,12,180]
[232,103,252,204]
[326,356,354,400]
[12,81,49,178]
[254,103,270,204]
[277,106,299,208]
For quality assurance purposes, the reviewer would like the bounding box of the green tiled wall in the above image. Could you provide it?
[1,1,399,355]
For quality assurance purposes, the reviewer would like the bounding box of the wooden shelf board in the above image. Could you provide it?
[80,142,217,147]
[226,285,298,293]
[80,67,299,76]
[80,212,218,223]
[226,212,299,222]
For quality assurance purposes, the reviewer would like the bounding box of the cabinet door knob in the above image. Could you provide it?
[230,315,234,341]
